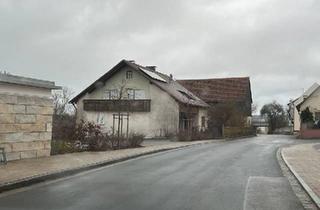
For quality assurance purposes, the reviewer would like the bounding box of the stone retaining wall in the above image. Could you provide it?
[0,93,53,161]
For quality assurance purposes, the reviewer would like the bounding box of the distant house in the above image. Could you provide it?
[177,77,253,118]
[289,83,320,132]
[251,115,269,134]
[70,60,209,138]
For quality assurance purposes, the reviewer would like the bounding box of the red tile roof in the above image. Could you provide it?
[177,77,252,104]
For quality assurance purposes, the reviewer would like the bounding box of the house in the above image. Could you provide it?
[0,72,59,161]
[70,60,209,138]
[251,115,269,134]
[289,83,320,132]
[177,77,252,120]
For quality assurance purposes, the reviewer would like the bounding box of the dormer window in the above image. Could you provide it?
[126,70,133,79]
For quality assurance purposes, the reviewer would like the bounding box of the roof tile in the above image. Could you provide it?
[177,77,252,104]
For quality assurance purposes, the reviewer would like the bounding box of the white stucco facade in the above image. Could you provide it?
[292,98,303,132]
[299,87,320,120]
[291,83,320,132]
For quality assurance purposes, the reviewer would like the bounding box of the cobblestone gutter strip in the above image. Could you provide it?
[279,148,320,210]
[0,140,216,194]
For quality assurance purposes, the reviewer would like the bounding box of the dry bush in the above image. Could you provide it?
[126,133,145,148]
[52,114,76,141]
[51,120,145,154]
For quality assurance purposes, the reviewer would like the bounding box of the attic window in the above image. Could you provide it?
[178,90,195,100]
[126,70,133,79]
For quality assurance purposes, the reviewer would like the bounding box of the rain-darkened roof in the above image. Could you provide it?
[177,77,252,104]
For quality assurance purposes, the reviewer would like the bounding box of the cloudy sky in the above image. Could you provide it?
[1,0,319,111]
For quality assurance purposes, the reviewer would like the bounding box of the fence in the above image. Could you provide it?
[223,127,256,138]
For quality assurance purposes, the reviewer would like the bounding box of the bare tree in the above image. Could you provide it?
[260,101,288,133]
[111,79,129,149]
[287,99,295,124]
[52,87,75,115]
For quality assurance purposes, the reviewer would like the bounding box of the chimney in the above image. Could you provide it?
[146,66,156,71]
[169,74,173,82]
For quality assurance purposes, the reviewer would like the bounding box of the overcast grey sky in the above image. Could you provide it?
[1,0,319,110]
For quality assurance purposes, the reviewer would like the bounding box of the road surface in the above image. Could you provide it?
[0,135,305,210]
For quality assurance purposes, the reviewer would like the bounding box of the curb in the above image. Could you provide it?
[0,140,217,194]
[280,147,320,209]
[225,134,257,141]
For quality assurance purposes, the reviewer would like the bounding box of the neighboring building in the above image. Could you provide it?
[0,72,59,161]
[177,77,253,119]
[70,60,209,138]
[251,115,269,134]
[289,83,320,132]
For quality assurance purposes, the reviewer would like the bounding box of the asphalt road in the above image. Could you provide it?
[0,135,305,210]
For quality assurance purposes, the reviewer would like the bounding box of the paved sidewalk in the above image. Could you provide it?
[0,139,217,192]
[282,143,320,208]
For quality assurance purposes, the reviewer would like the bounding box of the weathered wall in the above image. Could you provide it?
[0,93,53,161]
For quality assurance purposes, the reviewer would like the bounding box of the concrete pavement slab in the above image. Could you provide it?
[244,176,304,210]
[281,143,320,209]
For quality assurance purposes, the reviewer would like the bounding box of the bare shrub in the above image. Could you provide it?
[127,133,145,148]
[51,120,145,154]
[50,140,80,155]
[52,114,76,141]
[72,120,103,142]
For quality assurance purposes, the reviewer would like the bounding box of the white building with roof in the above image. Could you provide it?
[289,83,320,132]
[70,60,209,138]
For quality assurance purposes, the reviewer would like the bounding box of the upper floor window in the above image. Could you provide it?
[126,70,133,79]
[126,89,146,100]
[104,89,119,99]
[127,89,135,99]
[135,90,145,99]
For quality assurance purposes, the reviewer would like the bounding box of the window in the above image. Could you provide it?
[315,112,320,121]
[126,89,146,100]
[126,70,133,79]
[104,89,119,99]
[135,90,145,99]
[96,113,105,125]
[201,116,206,128]
[127,89,135,99]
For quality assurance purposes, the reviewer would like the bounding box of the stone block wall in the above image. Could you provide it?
[0,93,53,161]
